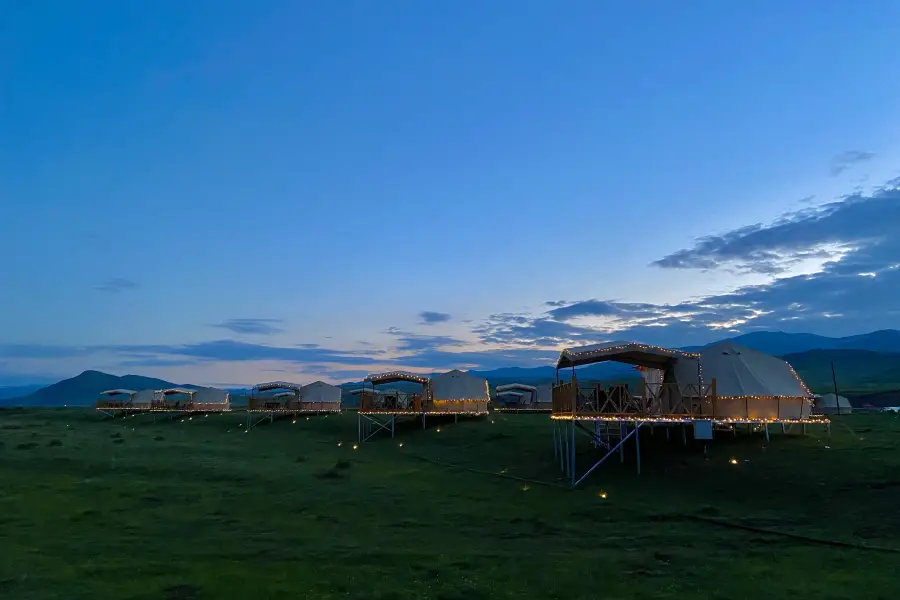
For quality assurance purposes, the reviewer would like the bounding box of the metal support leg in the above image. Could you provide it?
[764,424,770,442]
[570,421,576,486]
[666,427,670,442]
[553,424,558,460]
[619,424,625,463]
[391,416,395,438]
[682,425,688,445]
[635,423,641,475]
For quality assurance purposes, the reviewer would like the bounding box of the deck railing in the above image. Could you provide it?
[553,380,717,420]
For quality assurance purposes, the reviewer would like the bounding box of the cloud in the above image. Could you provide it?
[652,185,898,275]
[829,150,875,177]
[383,326,465,352]
[476,181,900,348]
[211,318,284,335]
[418,311,451,325]
[95,277,139,293]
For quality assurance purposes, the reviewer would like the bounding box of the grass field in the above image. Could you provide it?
[1,409,899,600]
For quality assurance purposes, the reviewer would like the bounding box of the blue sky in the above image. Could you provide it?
[3,1,900,386]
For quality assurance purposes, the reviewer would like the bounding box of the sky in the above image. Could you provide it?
[3,1,900,386]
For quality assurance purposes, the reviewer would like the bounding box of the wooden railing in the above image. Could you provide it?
[553,380,717,419]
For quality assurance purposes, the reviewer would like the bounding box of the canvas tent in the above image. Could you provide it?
[299,381,342,412]
[430,370,490,414]
[192,387,231,412]
[814,393,852,414]
[673,342,813,420]
[553,340,814,421]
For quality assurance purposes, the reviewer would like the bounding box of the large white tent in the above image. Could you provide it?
[431,370,490,414]
[299,381,342,410]
[673,342,813,419]
[814,393,853,414]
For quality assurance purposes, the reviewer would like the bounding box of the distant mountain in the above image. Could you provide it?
[781,349,900,395]
[0,384,44,400]
[711,329,900,356]
[4,370,192,407]
[6,330,900,407]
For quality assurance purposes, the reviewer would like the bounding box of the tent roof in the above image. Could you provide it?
[816,393,852,406]
[496,391,525,398]
[300,380,340,391]
[364,371,430,385]
[100,389,137,396]
[431,370,490,402]
[252,381,302,392]
[684,342,812,398]
[160,387,195,396]
[557,341,699,369]
[495,383,537,393]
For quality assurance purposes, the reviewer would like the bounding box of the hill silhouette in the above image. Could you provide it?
[7,329,900,407]
[13,370,187,407]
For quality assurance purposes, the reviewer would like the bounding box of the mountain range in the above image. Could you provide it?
[5,330,900,407]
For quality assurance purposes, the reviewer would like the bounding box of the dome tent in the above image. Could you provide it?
[814,393,852,414]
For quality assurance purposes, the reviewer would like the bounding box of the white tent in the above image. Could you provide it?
[431,370,490,414]
[674,342,813,419]
[533,384,553,406]
[300,381,342,406]
[814,393,852,414]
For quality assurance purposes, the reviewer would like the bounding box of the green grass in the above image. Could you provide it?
[1,409,899,599]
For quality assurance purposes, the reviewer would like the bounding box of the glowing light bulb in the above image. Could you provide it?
[398,442,404,447]
[338,442,343,447]
[729,458,738,465]
[599,491,608,499]
[352,444,359,450]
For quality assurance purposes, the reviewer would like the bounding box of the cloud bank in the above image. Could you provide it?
[5,180,900,383]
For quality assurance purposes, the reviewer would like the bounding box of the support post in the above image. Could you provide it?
[764,423,770,442]
[682,425,687,446]
[635,423,641,475]
[570,420,576,486]
[619,423,625,463]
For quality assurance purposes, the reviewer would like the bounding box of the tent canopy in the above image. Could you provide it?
[253,381,302,393]
[496,391,525,398]
[556,341,699,369]
[675,342,812,398]
[160,387,195,396]
[364,371,430,385]
[100,389,137,397]
[495,383,537,393]
[431,370,490,402]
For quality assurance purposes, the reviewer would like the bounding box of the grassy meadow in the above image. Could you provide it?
[1,409,899,599]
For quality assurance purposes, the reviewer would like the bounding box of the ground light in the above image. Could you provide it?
[729,458,739,465]
[338,442,343,447]
[352,444,359,450]
[599,491,608,499]
[398,442,404,447]
[521,485,530,492]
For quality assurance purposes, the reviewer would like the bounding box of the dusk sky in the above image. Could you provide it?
[3,1,900,386]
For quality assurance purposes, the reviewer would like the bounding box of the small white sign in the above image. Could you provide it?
[693,419,713,440]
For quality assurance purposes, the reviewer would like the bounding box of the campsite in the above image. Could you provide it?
[1,406,899,599]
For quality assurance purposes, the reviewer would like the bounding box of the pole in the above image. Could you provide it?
[831,361,840,416]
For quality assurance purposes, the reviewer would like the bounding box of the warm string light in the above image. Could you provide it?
[550,414,829,425]
[364,371,430,385]
[359,410,489,416]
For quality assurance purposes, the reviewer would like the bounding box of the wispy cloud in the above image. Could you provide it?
[95,277,139,293]
[211,318,285,335]
[419,311,452,325]
[829,150,875,177]
[478,180,900,348]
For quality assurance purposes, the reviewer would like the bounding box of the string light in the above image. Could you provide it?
[364,371,430,385]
